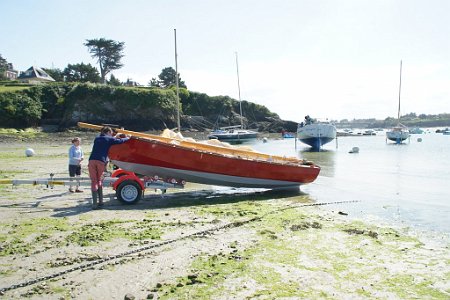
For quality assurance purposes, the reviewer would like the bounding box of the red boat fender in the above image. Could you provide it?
[112,174,144,191]
[111,169,135,178]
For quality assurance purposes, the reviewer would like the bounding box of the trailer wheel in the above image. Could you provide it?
[116,180,142,204]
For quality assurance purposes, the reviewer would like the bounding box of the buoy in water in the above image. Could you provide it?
[349,146,359,154]
[25,148,35,157]
[417,138,422,142]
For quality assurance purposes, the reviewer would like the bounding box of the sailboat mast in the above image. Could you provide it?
[235,52,244,130]
[174,29,181,132]
[397,60,402,122]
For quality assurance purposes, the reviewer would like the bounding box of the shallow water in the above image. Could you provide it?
[250,132,450,234]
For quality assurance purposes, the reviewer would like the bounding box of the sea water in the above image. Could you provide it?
[250,132,450,234]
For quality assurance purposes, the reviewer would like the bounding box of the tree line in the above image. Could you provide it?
[2,38,185,87]
[0,82,283,132]
[336,114,450,129]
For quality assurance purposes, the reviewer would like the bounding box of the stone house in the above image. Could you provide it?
[3,63,19,80]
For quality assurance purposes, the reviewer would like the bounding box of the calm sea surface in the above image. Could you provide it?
[249,131,450,234]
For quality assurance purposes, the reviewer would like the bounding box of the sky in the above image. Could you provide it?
[1,0,449,122]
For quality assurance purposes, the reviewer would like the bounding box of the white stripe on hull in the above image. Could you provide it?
[112,161,300,189]
[297,123,336,140]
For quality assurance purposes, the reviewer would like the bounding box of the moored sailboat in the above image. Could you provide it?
[208,52,258,142]
[386,125,410,142]
[207,126,258,142]
[387,60,410,144]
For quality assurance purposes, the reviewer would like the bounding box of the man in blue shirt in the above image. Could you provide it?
[88,126,129,209]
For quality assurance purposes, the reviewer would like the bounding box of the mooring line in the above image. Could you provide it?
[0,200,358,295]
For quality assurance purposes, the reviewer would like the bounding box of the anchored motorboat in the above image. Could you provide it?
[297,116,337,149]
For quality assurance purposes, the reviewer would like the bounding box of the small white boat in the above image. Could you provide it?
[410,127,424,134]
[362,130,376,136]
[208,126,258,142]
[297,116,337,149]
[336,129,355,137]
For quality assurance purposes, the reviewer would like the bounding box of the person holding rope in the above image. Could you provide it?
[68,137,84,193]
[88,126,129,209]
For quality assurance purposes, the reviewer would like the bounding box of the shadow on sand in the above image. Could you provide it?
[51,187,312,217]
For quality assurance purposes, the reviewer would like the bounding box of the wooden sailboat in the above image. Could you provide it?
[386,60,410,143]
[79,122,320,189]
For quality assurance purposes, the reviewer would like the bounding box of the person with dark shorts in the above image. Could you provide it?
[68,137,84,193]
[88,126,129,209]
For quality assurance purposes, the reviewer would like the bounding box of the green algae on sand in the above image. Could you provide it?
[152,206,449,299]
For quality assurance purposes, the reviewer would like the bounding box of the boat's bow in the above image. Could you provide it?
[297,121,337,149]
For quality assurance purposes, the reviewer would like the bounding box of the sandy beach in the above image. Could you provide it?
[0,131,449,299]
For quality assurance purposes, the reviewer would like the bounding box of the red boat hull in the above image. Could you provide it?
[109,138,320,189]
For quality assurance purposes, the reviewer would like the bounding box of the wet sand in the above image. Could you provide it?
[0,132,449,299]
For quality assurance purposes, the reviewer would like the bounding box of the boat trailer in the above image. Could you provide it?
[0,169,185,204]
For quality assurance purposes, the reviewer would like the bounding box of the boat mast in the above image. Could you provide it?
[174,29,181,132]
[235,52,244,130]
[397,60,402,123]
